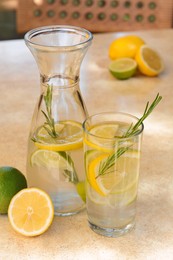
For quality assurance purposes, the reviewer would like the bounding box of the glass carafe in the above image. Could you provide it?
[25,26,93,216]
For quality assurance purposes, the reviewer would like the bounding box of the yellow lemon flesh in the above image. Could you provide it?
[8,188,54,237]
[84,122,119,153]
[34,120,83,151]
[109,35,145,60]
[135,45,164,76]
[87,150,140,197]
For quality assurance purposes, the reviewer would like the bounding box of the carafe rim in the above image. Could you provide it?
[24,25,93,50]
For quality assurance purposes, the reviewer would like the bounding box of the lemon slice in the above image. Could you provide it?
[89,123,119,138]
[87,150,140,197]
[8,188,54,237]
[34,120,83,151]
[108,181,138,208]
[109,58,137,80]
[31,149,80,184]
[31,150,75,171]
[84,122,126,153]
[37,123,65,139]
[86,182,108,205]
[135,45,164,76]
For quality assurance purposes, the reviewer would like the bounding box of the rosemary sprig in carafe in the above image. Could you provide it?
[97,93,162,178]
[41,85,58,138]
[32,85,79,184]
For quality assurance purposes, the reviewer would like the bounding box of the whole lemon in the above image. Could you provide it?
[109,35,145,60]
[0,166,27,214]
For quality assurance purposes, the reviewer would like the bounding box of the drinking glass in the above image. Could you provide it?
[83,112,143,237]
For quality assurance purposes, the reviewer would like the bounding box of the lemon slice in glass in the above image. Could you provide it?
[31,149,79,183]
[34,120,83,151]
[89,123,119,138]
[87,150,140,197]
[84,122,120,153]
[109,58,137,80]
[31,150,75,172]
[37,123,65,140]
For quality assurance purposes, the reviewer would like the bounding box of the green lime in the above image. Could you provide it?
[0,166,27,214]
[109,58,137,80]
[76,181,86,202]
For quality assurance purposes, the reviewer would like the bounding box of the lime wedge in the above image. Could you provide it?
[109,58,137,80]
[76,181,86,202]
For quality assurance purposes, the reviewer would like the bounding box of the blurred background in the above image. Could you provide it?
[0,0,17,40]
[0,0,173,40]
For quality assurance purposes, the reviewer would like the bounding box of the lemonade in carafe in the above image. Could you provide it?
[25,26,93,216]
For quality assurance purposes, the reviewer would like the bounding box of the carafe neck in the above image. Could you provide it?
[24,25,93,80]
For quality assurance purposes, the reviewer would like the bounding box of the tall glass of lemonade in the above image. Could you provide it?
[83,112,143,237]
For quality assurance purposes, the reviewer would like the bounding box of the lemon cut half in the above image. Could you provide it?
[8,188,54,237]
[135,45,164,76]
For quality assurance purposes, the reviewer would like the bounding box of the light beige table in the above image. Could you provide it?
[0,29,173,260]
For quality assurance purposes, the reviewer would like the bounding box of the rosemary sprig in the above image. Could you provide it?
[97,93,162,178]
[97,146,130,178]
[122,93,162,138]
[59,151,79,184]
[41,85,58,138]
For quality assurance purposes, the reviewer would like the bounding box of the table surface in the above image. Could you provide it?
[0,29,173,260]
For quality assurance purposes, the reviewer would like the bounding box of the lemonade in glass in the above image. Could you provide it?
[83,112,144,237]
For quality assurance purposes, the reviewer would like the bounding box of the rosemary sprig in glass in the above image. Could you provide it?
[97,93,162,178]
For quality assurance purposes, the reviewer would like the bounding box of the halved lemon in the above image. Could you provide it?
[109,58,137,80]
[34,120,83,151]
[135,45,164,76]
[86,150,140,197]
[8,188,54,237]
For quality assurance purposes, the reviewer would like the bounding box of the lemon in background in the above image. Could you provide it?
[109,35,145,60]
[135,45,164,76]
[0,166,27,214]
